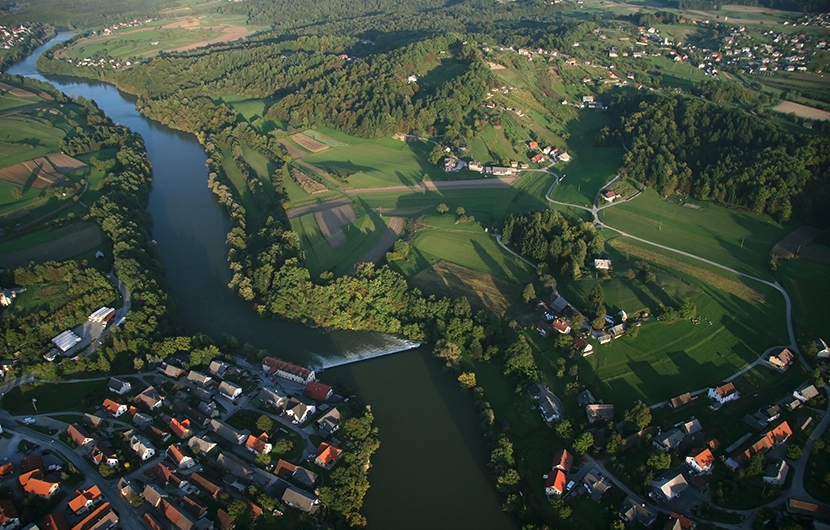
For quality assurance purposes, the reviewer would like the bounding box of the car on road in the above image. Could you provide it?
[47,464,61,472]
[22,417,36,425]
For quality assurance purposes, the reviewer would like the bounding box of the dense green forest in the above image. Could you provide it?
[502,210,606,280]
[598,93,830,227]
[670,0,830,11]
[0,0,172,28]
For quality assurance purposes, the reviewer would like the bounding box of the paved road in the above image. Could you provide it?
[345,176,519,195]
[789,393,830,503]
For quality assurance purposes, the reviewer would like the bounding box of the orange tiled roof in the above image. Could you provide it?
[168,444,187,464]
[316,442,343,467]
[0,499,18,525]
[552,450,573,473]
[691,448,714,469]
[169,418,191,438]
[715,383,737,398]
[0,462,14,477]
[41,512,69,530]
[69,502,113,530]
[102,399,123,415]
[766,421,793,444]
[68,485,102,513]
[246,433,270,453]
[19,470,58,497]
[545,469,567,494]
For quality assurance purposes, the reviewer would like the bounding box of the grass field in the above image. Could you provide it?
[551,236,787,405]
[0,112,68,169]
[302,138,439,188]
[2,381,108,416]
[777,258,830,341]
[600,188,794,278]
[548,112,624,206]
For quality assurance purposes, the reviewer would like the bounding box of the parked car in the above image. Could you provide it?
[22,417,36,425]
[47,464,62,472]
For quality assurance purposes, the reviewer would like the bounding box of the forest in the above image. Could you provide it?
[598,93,830,227]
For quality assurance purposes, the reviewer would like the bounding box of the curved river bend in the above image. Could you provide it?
[8,35,515,530]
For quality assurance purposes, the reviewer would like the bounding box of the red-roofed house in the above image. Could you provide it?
[67,424,94,447]
[40,512,69,530]
[528,141,539,150]
[686,448,715,474]
[602,190,618,202]
[531,153,546,163]
[69,502,117,530]
[262,357,316,384]
[102,399,127,418]
[0,462,13,478]
[767,348,795,371]
[245,433,272,455]
[167,444,195,470]
[551,449,573,473]
[315,442,343,469]
[0,500,19,530]
[552,319,571,334]
[68,485,102,515]
[766,421,793,445]
[169,418,193,439]
[91,444,119,468]
[303,382,333,402]
[545,469,567,496]
[19,470,59,499]
[708,383,739,404]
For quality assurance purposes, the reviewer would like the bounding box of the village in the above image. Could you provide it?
[0,353,353,530]
[0,25,33,51]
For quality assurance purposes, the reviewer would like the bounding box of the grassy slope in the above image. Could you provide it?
[777,258,830,341]
[600,188,794,278]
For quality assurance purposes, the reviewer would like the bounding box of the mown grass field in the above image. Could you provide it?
[547,112,623,206]
[600,188,794,278]
[2,381,108,416]
[550,236,788,405]
[777,258,830,341]
[0,111,68,169]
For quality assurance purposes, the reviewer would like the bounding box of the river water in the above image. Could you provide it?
[8,35,515,530]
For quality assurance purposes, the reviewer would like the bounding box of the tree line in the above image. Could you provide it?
[597,92,830,226]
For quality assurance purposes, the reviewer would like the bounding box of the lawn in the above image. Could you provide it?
[218,94,268,122]
[552,238,788,405]
[777,258,830,341]
[600,188,795,278]
[302,139,439,188]
[548,112,624,206]
[0,221,98,255]
[0,112,68,169]
[2,381,108,416]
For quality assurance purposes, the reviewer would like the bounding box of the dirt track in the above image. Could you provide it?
[286,197,351,219]
[314,203,356,249]
[345,176,518,195]
[355,217,404,267]
[0,224,103,269]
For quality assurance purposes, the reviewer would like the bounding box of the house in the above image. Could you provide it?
[664,512,696,530]
[187,435,218,456]
[558,152,571,162]
[284,397,316,424]
[680,419,702,435]
[186,371,212,385]
[670,393,694,410]
[193,387,213,403]
[572,337,594,356]
[69,503,117,530]
[245,433,273,455]
[315,442,343,469]
[217,381,242,400]
[544,469,567,496]
[134,386,164,411]
[167,444,195,469]
[653,429,685,452]
[197,401,220,419]
[107,377,131,395]
[208,419,246,445]
[208,360,230,377]
[727,422,792,469]
[763,460,789,486]
[577,390,597,407]
[602,190,618,202]
[261,357,316,384]
[651,472,688,501]
[41,512,69,530]
[160,498,198,530]
[68,485,102,515]
[142,484,168,508]
[766,421,793,444]
[101,399,127,418]
[274,459,318,489]
[593,259,612,270]
[143,424,171,445]
[786,498,830,520]
[125,431,156,461]
[794,383,820,403]
[181,495,208,520]
[304,381,333,401]
[317,408,341,436]
[67,424,94,447]
[608,324,626,338]
[261,388,289,409]
[552,319,571,334]
[528,384,563,423]
[116,478,137,500]
[155,462,176,485]
[619,497,657,526]
[214,510,233,530]
[21,455,44,474]
[686,448,715,474]
[816,338,829,359]
[708,382,739,404]
[0,463,13,478]
[217,453,256,481]
[551,449,573,473]
[531,153,546,163]
[583,471,613,502]
[19,470,59,499]
[0,500,18,530]
[159,363,185,379]
[549,294,569,313]
[169,418,193,439]
[586,404,614,424]
[528,141,539,150]
[174,402,210,427]
[537,320,553,337]
[282,487,321,514]
[190,473,222,499]
[91,444,119,468]
[767,348,796,371]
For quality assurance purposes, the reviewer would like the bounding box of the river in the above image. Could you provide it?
[7,35,515,530]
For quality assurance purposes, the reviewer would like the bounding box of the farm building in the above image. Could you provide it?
[88,307,115,323]
[52,330,81,352]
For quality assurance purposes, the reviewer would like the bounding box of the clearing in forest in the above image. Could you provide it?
[410,260,519,314]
